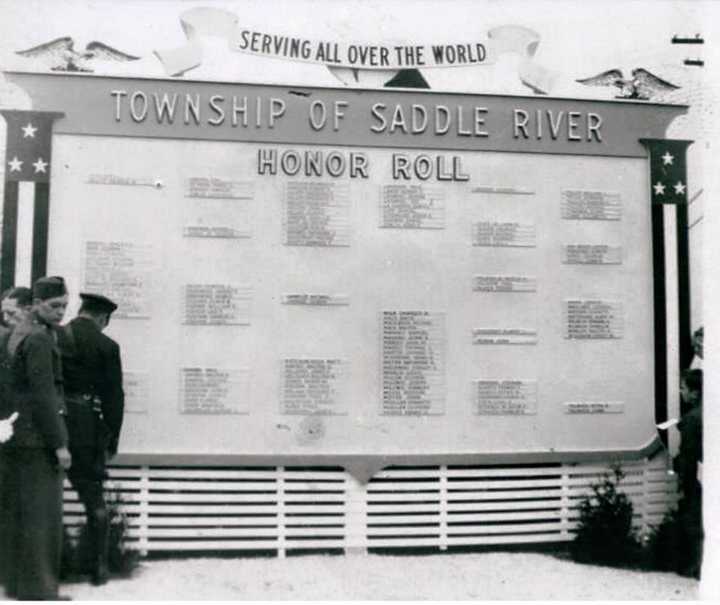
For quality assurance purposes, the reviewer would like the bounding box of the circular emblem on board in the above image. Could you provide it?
[296,415,326,446]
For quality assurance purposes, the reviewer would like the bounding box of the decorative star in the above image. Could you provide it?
[653,181,666,196]
[8,156,23,172]
[674,181,686,195]
[21,122,37,138]
[33,157,48,173]
[661,151,674,166]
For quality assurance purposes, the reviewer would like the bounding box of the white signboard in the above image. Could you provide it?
[39,81,662,460]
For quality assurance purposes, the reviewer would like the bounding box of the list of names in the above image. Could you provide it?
[281,293,349,306]
[472,222,536,247]
[561,190,622,221]
[564,299,624,339]
[182,284,252,325]
[381,311,445,416]
[563,244,622,265]
[472,328,538,345]
[86,173,157,187]
[474,380,538,415]
[564,401,625,414]
[473,275,537,293]
[281,358,348,415]
[283,182,351,246]
[380,184,445,229]
[185,177,254,199]
[179,367,249,414]
[84,240,153,319]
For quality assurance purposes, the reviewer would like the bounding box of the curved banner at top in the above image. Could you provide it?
[155,7,540,77]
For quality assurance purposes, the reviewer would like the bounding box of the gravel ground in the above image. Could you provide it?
[3,551,697,601]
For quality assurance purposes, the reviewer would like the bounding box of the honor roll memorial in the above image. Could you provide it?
[0,9,694,555]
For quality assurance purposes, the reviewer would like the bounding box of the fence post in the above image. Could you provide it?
[344,473,368,554]
[560,464,572,541]
[277,466,286,558]
[137,465,150,555]
[439,465,449,551]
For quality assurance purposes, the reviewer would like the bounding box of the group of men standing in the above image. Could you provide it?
[0,276,125,600]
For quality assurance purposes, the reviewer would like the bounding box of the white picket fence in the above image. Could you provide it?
[63,453,678,555]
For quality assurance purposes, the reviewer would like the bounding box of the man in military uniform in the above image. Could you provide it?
[59,292,124,586]
[0,287,33,591]
[4,276,71,600]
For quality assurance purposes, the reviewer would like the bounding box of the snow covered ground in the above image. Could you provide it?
[3,551,697,601]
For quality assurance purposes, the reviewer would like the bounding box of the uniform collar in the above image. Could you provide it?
[74,315,102,332]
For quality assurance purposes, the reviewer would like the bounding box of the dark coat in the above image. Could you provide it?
[675,404,702,499]
[6,319,68,449]
[0,328,13,419]
[58,316,124,453]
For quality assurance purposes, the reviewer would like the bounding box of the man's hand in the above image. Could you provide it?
[55,446,72,470]
[0,412,19,443]
[106,438,118,461]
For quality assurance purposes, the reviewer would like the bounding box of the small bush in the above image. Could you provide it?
[106,490,140,576]
[644,503,702,578]
[570,465,643,567]
[61,489,140,580]
[643,510,682,572]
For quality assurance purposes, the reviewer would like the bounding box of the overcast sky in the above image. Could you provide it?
[0,0,714,86]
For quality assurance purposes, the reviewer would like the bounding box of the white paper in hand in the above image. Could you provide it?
[656,417,679,430]
[0,412,19,443]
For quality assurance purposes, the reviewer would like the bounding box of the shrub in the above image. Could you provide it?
[62,488,140,580]
[106,490,140,576]
[643,510,681,572]
[570,465,643,567]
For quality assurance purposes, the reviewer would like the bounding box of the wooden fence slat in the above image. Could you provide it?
[444,467,565,478]
[446,499,562,512]
[365,503,441,514]
[444,478,573,490]
[144,504,279,514]
[62,455,676,554]
[366,514,441,524]
[145,469,280,480]
[127,527,280,538]
[443,533,568,546]
[280,503,346,513]
[367,490,440,506]
[142,492,282,503]
[445,510,564,523]
[366,526,443,537]
[367,480,441,491]
[444,488,562,501]
[440,521,567,536]
[142,480,280,491]
[145,540,280,550]
[138,516,344,526]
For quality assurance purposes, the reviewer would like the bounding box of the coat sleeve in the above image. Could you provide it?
[101,340,124,451]
[23,331,68,449]
[675,410,702,495]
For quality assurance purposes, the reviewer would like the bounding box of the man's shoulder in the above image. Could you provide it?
[23,322,53,342]
[13,323,54,358]
[98,331,120,354]
[71,317,119,351]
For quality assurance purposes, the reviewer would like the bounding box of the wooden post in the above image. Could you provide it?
[344,473,368,554]
[439,465,449,550]
[277,466,286,558]
[137,466,150,556]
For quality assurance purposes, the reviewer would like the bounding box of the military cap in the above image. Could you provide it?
[80,292,118,314]
[32,275,68,300]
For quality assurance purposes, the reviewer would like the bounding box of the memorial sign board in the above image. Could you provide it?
[2,71,685,464]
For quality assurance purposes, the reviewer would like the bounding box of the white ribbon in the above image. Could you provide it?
[155,7,557,92]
